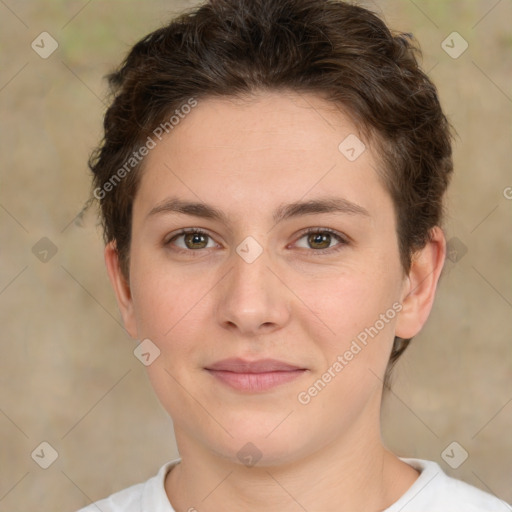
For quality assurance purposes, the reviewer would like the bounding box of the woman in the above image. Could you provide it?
[78,0,508,510]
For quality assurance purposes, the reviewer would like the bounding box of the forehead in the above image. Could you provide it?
[160,90,367,155]
[133,90,391,223]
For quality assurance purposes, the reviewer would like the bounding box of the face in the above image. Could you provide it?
[106,90,444,466]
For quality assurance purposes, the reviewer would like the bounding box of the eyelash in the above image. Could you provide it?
[164,227,349,256]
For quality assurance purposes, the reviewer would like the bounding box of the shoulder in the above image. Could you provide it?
[74,480,145,512]
[74,458,181,512]
[386,458,510,512]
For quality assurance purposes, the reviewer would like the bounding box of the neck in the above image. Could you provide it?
[165,409,419,512]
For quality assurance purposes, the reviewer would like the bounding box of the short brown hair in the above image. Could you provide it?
[89,0,454,374]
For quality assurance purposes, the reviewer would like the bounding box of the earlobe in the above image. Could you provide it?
[395,226,446,340]
[104,241,138,339]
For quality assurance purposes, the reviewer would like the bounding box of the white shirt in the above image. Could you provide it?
[75,457,510,511]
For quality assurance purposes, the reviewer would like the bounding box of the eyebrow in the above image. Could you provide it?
[147,196,370,225]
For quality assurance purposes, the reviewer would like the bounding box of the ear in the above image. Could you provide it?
[104,241,138,339]
[395,226,446,339]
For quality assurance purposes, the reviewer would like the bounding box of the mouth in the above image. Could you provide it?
[204,358,308,392]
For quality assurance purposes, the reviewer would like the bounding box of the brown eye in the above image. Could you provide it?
[183,232,209,249]
[165,229,217,251]
[295,228,348,254]
[307,232,333,250]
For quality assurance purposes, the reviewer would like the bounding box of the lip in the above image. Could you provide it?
[205,358,307,392]
[206,358,304,373]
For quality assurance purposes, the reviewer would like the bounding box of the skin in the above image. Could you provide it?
[105,90,446,512]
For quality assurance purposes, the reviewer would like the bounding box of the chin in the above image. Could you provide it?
[203,421,314,469]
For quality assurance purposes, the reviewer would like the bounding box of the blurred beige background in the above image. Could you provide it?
[0,0,511,510]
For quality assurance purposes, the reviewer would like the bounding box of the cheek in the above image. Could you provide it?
[131,278,169,338]
[294,273,399,417]
[129,270,208,410]
[130,252,203,338]
[300,267,400,341]
[129,263,218,390]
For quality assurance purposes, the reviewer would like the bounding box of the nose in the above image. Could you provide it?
[216,243,291,337]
